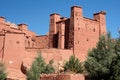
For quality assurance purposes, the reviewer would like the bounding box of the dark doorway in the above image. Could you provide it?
[53,33,59,48]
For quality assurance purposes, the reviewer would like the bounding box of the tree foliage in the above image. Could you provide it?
[63,55,83,73]
[110,38,120,80]
[84,33,117,80]
[0,62,7,80]
[26,53,55,80]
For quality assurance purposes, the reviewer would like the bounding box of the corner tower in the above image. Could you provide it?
[68,6,84,50]
[94,11,106,35]
[49,13,61,48]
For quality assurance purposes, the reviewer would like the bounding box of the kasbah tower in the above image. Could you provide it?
[0,6,106,79]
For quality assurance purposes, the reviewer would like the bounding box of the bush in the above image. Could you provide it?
[0,62,7,80]
[26,53,55,80]
[63,55,83,73]
[43,59,55,74]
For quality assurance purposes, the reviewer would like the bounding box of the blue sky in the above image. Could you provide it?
[0,0,120,38]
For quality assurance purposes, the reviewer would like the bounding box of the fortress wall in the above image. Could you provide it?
[23,49,73,68]
[74,18,100,61]
[0,35,4,60]
[22,29,36,37]
[40,74,85,80]
[40,49,73,63]
[25,36,36,48]
[3,33,25,69]
[36,35,49,48]
[83,18,100,49]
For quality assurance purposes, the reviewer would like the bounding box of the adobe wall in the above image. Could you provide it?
[40,74,85,80]
[68,6,106,61]
[3,33,25,69]
[49,13,61,48]
[0,35,4,60]
[36,35,49,48]
[40,49,73,63]
[23,49,73,68]
[25,35,36,48]
[74,18,100,61]
[2,32,26,79]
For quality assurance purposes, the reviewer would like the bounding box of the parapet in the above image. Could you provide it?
[18,23,28,30]
[60,17,67,20]
[71,5,82,9]
[50,13,60,16]
[0,16,5,23]
[0,16,5,19]
[94,11,106,15]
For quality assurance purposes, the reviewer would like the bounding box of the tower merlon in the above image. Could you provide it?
[70,5,83,18]
[94,11,106,21]
[94,11,106,15]
[60,17,67,20]
[50,13,61,16]
[71,5,82,9]
[0,16,6,24]
[93,11,107,35]
[18,23,28,30]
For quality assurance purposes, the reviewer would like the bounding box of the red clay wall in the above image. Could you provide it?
[40,74,85,80]
[74,18,100,61]
[0,35,4,60]
[23,49,73,68]
[3,33,25,69]
[3,33,25,79]
[36,35,49,48]
[68,6,106,61]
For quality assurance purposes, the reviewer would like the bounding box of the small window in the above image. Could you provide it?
[71,41,73,44]
[86,38,89,41]
[26,36,29,39]
[16,41,20,44]
[93,28,95,32]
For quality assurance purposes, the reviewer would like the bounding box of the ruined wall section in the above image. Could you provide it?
[36,35,49,49]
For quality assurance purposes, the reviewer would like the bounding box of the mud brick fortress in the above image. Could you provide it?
[0,6,106,79]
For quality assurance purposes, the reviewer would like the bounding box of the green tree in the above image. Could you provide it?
[63,55,83,73]
[84,34,116,80]
[43,59,55,74]
[26,53,55,80]
[109,38,120,80]
[0,62,7,80]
